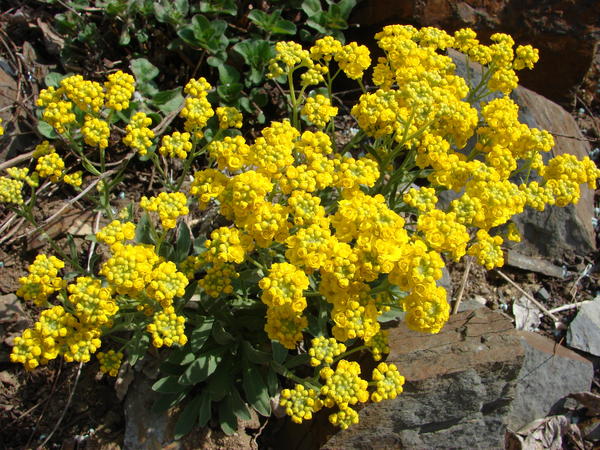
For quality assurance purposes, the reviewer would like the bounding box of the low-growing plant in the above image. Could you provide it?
[3,25,599,436]
[36,0,358,125]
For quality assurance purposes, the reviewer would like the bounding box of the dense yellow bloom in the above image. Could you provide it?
[140,192,189,229]
[267,41,311,78]
[404,186,438,212]
[320,359,369,406]
[285,224,333,271]
[240,202,290,247]
[264,304,307,349]
[96,220,136,247]
[189,168,228,209]
[204,226,253,264]
[36,151,65,182]
[17,254,65,306]
[331,299,380,342]
[506,222,521,242]
[329,405,360,430]
[249,120,299,177]
[287,190,327,227]
[184,77,212,97]
[60,74,104,112]
[159,131,193,159]
[99,243,159,296]
[146,261,189,307]
[259,262,309,312]
[198,263,238,298]
[63,171,82,187]
[402,283,449,334]
[219,170,273,221]
[67,276,117,326]
[514,45,539,70]
[308,336,346,367]
[147,306,187,348]
[388,239,444,291]
[82,115,110,149]
[181,96,214,134]
[11,328,56,370]
[468,230,504,269]
[0,176,24,204]
[310,36,343,62]
[62,326,102,363]
[97,350,123,376]
[123,112,154,155]
[216,106,243,129]
[335,42,371,79]
[280,384,323,424]
[365,330,390,361]
[208,135,250,171]
[302,95,337,128]
[104,70,135,111]
[417,209,470,261]
[370,362,405,402]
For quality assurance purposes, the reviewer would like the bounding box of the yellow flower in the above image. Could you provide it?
[159,131,193,159]
[140,192,189,229]
[97,350,124,376]
[147,306,187,348]
[280,385,323,424]
[302,95,337,128]
[216,106,243,129]
[104,70,135,111]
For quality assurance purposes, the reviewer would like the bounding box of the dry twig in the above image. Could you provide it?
[452,257,472,314]
[495,269,560,322]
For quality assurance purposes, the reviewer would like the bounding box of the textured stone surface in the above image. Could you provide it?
[507,331,594,431]
[321,308,525,449]
[567,298,600,357]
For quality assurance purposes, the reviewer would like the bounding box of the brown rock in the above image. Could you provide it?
[289,308,526,449]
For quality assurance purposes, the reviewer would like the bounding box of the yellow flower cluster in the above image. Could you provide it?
[104,70,135,111]
[280,384,323,424]
[370,362,405,402]
[36,149,65,182]
[302,95,338,128]
[208,136,250,172]
[180,77,214,136]
[123,112,154,155]
[67,276,117,327]
[16,254,66,306]
[147,306,187,348]
[96,220,136,247]
[198,263,238,298]
[0,176,24,204]
[97,350,124,376]
[140,192,189,229]
[159,131,193,159]
[82,115,110,149]
[308,336,346,367]
[60,75,105,112]
[216,106,243,129]
[146,261,189,307]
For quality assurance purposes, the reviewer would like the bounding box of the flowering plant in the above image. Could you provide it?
[3,25,598,435]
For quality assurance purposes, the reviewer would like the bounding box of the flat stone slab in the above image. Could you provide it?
[567,298,600,357]
[507,331,594,431]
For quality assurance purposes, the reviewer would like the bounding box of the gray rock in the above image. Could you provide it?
[507,331,594,431]
[567,298,600,356]
[321,308,525,449]
[506,251,566,279]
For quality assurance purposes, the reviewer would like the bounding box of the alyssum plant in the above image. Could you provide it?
[3,25,598,435]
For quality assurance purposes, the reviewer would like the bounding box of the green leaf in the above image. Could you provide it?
[152,390,189,413]
[247,9,296,35]
[44,72,64,88]
[211,322,236,346]
[37,121,57,139]
[174,0,189,16]
[242,364,271,416]
[119,27,131,46]
[199,0,237,15]
[218,64,240,85]
[174,394,204,440]
[284,353,310,369]
[302,0,322,16]
[134,212,155,245]
[128,331,150,366]
[174,220,192,262]
[130,58,159,82]
[336,0,357,19]
[66,233,78,264]
[179,348,223,385]
[266,368,279,397]
[197,390,212,427]
[241,341,271,364]
[207,359,234,401]
[219,396,238,435]
[216,82,243,104]
[152,375,182,394]
[272,341,288,364]
[230,386,252,421]
[152,88,184,113]
[190,318,214,351]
